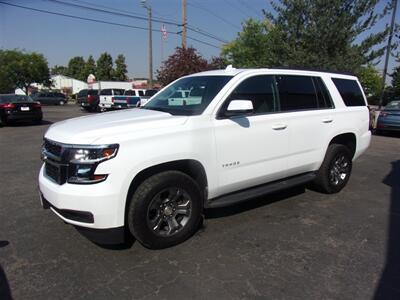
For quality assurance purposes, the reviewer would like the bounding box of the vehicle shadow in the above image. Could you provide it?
[0,264,12,300]
[374,160,400,299]
[205,186,305,219]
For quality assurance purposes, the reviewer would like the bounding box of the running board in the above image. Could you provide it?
[206,172,316,209]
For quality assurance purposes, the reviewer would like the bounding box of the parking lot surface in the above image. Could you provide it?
[0,105,399,299]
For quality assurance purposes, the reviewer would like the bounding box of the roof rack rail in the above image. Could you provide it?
[269,66,355,76]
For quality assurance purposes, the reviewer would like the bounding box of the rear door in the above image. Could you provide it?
[275,75,335,175]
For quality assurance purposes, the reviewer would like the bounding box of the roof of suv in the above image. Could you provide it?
[193,66,357,80]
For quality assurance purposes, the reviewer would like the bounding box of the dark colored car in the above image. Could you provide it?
[0,94,42,126]
[376,100,400,134]
[31,92,67,105]
[77,89,99,111]
[144,89,158,97]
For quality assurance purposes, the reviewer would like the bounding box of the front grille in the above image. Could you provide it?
[45,162,68,184]
[44,139,62,157]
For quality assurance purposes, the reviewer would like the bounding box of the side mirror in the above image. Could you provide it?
[225,100,253,117]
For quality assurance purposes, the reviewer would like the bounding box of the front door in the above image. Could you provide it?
[213,75,290,196]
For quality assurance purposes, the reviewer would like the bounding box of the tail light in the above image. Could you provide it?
[126,97,129,103]
[112,97,115,103]
[87,95,94,103]
[0,103,16,109]
[33,102,41,108]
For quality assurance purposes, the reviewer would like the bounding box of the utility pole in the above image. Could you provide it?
[141,0,153,88]
[379,0,398,109]
[182,0,187,48]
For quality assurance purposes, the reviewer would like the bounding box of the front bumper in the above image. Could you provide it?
[7,111,42,121]
[38,164,125,229]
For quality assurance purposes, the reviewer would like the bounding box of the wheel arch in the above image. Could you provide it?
[124,159,208,223]
[329,132,357,159]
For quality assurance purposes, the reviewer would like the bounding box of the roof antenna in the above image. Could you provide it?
[225,64,235,71]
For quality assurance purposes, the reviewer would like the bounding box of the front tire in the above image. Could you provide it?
[313,144,352,194]
[127,171,203,249]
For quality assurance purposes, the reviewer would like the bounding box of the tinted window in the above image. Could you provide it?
[114,89,124,95]
[0,94,33,103]
[124,90,135,96]
[314,77,334,108]
[88,89,98,96]
[138,90,144,96]
[227,75,278,114]
[145,89,158,97]
[78,90,87,97]
[276,75,318,111]
[332,78,365,106]
[100,89,112,96]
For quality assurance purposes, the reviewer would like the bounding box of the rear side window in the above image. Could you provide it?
[138,90,144,96]
[276,75,318,111]
[332,78,365,106]
[114,89,124,96]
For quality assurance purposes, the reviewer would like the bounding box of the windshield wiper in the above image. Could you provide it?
[141,106,173,114]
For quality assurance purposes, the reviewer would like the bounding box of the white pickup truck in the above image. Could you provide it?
[39,67,371,249]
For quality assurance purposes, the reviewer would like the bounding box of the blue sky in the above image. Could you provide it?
[0,0,398,80]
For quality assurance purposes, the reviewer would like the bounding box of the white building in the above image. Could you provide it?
[51,75,87,94]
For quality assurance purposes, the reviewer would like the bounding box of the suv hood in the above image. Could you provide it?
[45,108,188,144]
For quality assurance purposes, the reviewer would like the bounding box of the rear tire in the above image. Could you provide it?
[127,171,203,249]
[313,144,352,194]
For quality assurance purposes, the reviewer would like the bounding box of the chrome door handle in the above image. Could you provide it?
[272,124,287,130]
[322,118,333,123]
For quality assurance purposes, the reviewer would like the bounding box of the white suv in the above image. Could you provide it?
[39,67,371,249]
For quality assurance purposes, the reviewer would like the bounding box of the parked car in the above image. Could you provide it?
[31,92,67,105]
[39,67,371,249]
[98,88,125,111]
[0,94,42,125]
[140,89,159,106]
[112,90,142,109]
[77,89,99,112]
[376,100,400,134]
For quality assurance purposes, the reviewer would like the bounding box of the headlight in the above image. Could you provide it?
[67,144,119,184]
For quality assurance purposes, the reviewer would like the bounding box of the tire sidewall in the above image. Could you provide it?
[326,146,352,193]
[128,172,203,249]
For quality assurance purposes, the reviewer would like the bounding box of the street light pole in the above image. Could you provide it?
[141,0,153,89]
[379,0,398,109]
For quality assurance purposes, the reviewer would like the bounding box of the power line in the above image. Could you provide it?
[51,0,227,43]
[235,0,264,18]
[222,0,252,19]
[187,2,241,30]
[0,1,220,49]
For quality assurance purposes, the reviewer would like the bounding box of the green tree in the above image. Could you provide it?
[113,54,128,81]
[357,65,382,97]
[0,50,50,94]
[96,52,114,81]
[66,56,86,81]
[51,65,68,76]
[224,0,390,73]
[391,61,400,96]
[222,19,275,67]
[83,55,97,79]
[156,47,209,86]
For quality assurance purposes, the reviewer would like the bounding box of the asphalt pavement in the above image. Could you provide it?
[0,105,399,299]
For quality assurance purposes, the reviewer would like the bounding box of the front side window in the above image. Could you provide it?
[332,78,365,106]
[225,75,278,115]
[114,89,124,95]
[144,76,232,116]
[276,75,318,111]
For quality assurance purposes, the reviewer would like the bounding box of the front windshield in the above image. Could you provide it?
[0,94,33,103]
[385,101,400,110]
[143,76,233,115]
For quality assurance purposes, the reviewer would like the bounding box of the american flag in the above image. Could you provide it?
[161,24,167,41]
